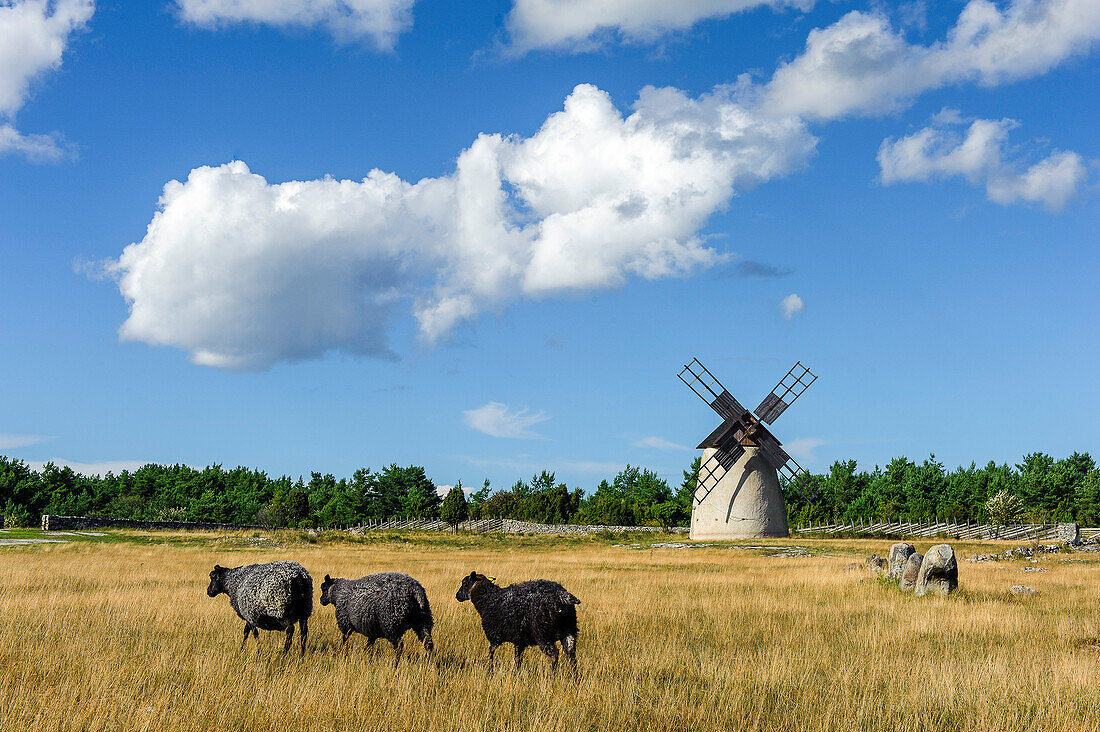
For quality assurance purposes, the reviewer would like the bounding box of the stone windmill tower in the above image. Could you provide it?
[677,359,818,539]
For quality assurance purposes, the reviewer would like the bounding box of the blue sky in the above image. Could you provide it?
[1,0,1098,492]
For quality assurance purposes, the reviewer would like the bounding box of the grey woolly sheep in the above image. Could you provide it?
[207,560,313,655]
[455,571,580,671]
[319,572,433,666]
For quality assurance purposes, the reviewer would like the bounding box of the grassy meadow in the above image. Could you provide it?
[1,529,1100,731]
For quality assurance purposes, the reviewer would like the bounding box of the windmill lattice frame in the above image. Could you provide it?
[678,358,818,505]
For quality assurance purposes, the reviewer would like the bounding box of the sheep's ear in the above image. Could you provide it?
[485,576,496,583]
[468,571,478,580]
[214,565,224,572]
[324,574,331,582]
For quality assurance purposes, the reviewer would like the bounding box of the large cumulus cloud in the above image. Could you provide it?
[108,83,815,370]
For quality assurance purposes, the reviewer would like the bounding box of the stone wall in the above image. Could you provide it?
[499,519,687,535]
[42,515,265,532]
[42,514,686,536]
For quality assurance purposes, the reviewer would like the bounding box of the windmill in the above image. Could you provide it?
[677,358,817,539]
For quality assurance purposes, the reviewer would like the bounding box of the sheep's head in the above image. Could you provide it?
[320,574,336,606]
[207,565,227,598]
[456,571,494,601]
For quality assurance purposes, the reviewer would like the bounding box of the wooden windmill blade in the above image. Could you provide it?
[754,432,818,503]
[753,361,817,425]
[678,358,749,422]
[694,443,745,504]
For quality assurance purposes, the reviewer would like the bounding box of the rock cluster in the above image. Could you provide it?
[967,529,1098,564]
[864,543,958,597]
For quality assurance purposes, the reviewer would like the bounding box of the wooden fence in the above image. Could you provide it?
[795,519,1097,541]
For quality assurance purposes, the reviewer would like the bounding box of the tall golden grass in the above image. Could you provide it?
[1,532,1099,731]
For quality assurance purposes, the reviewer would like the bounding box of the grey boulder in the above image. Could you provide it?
[899,552,923,592]
[914,544,958,597]
[888,543,915,578]
[866,555,889,574]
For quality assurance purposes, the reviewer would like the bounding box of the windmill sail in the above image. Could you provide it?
[678,359,749,422]
[753,361,817,425]
[694,444,744,504]
[754,431,817,503]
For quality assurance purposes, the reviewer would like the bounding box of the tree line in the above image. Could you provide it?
[1,451,1097,529]
[782,452,1100,526]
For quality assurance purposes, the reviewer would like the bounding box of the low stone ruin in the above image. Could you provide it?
[1056,522,1081,545]
[967,524,1094,563]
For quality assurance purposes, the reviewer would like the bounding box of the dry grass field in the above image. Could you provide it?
[2,530,1100,731]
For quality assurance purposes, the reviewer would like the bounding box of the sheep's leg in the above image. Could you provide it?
[487,642,500,669]
[283,625,294,654]
[341,629,353,647]
[415,625,434,656]
[513,645,526,671]
[240,623,253,650]
[539,643,559,670]
[299,617,308,657]
[390,638,404,668]
[563,634,578,672]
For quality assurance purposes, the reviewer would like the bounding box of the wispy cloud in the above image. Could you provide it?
[175,0,416,51]
[0,433,54,450]
[784,438,826,464]
[726,260,793,278]
[463,402,548,439]
[780,293,804,319]
[633,436,690,451]
[372,384,410,393]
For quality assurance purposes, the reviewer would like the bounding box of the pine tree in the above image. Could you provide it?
[440,484,469,528]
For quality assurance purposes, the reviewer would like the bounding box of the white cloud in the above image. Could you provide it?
[504,0,811,54]
[436,483,475,497]
[463,402,549,439]
[764,0,1100,119]
[780,293,803,319]
[25,459,151,475]
[0,0,92,160]
[0,123,70,161]
[176,0,415,49]
[784,437,825,464]
[634,436,690,450]
[0,432,54,450]
[878,118,1088,211]
[107,83,815,370]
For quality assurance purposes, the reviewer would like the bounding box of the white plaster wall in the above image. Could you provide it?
[690,447,789,539]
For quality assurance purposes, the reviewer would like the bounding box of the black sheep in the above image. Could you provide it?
[207,560,313,655]
[319,572,434,666]
[455,571,580,671]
